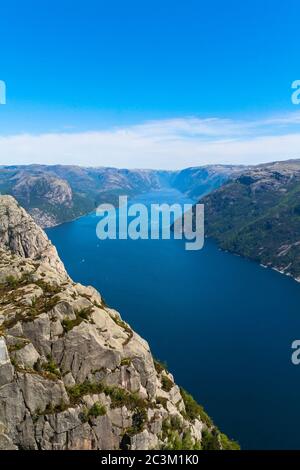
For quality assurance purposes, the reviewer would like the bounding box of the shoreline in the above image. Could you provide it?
[46,210,300,286]
[40,209,96,230]
[206,236,300,285]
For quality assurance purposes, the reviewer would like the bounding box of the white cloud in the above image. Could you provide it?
[1,113,300,169]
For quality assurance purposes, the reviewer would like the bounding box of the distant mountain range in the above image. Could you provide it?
[3,160,300,281]
[0,164,240,227]
[202,159,300,281]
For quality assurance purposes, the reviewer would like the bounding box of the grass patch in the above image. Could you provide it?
[110,314,133,345]
[219,433,240,450]
[41,356,61,377]
[161,417,200,450]
[1,280,61,328]
[120,358,132,367]
[0,273,32,296]
[35,280,62,295]
[8,341,28,352]
[154,359,168,374]
[180,388,212,428]
[33,401,69,420]
[81,402,107,423]
[201,429,220,450]
[4,275,22,290]
[161,375,174,392]
[62,306,94,332]
[67,380,149,410]
[125,408,148,437]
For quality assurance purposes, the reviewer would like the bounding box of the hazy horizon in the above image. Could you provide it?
[1,154,299,172]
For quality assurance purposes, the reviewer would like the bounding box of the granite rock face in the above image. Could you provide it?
[0,195,235,450]
[0,196,67,276]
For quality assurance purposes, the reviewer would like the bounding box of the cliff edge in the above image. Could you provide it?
[0,196,238,450]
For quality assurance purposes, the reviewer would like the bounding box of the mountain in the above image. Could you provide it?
[0,196,238,450]
[0,166,171,228]
[0,165,239,228]
[170,165,245,201]
[202,159,300,281]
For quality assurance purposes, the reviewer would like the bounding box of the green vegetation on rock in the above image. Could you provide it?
[202,160,300,280]
[180,388,212,428]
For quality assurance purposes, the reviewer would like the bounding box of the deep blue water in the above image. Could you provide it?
[47,190,300,449]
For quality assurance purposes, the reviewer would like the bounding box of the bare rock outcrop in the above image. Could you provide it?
[0,196,67,276]
[0,195,237,450]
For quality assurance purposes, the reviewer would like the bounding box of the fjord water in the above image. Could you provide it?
[47,189,300,450]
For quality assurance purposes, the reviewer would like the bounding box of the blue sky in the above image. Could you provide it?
[0,0,300,168]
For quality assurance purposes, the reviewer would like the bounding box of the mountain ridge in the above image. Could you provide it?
[0,164,242,228]
[202,159,300,281]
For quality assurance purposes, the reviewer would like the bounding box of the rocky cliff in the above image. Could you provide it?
[202,159,300,281]
[170,165,245,201]
[0,196,238,450]
[0,164,239,228]
[0,166,171,228]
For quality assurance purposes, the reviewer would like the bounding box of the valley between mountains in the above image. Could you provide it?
[2,160,300,280]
